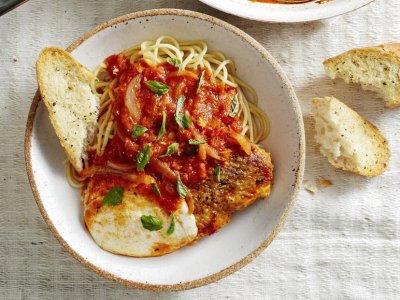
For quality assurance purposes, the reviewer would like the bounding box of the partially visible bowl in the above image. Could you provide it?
[198,0,375,23]
[25,9,305,290]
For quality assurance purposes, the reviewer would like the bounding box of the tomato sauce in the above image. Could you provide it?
[89,54,244,212]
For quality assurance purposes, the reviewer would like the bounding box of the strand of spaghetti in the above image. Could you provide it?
[239,90,254,142]
[249,102,270,142]
[95,107,111,154]
[234,76,258,105]
[108,86,115,101]
[66,162,83,188]
[122,44,141,56]
[181,48,196,71]
[100,121,114,154]
[156,36,180,48]
[154,36,180,58]
[141,44,182,59]
[249,99,269,136]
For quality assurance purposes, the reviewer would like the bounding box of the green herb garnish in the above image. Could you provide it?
[188,139,205,145]
[215,165,221,182]
[159,142,179,158]
[152,182,161,197]
[175,95,191,129]
[166,57,181,68]
[102,186,124,206]
[136,143,151,171]
[229,94,239,117]
[176,175,187,198]
[196,70,205,94]
[132,125,148,139]
[176,95,185,115]
[176,114,191,128]
[156,111,166,141]
[141,215,163,231]
[145,80,170,95]
[166,212,175,236]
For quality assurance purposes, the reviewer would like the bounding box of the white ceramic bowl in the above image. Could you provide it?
[25,9,305,290]
[199,0,375,23]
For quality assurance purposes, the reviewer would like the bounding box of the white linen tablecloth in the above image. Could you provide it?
[0,0,399,299]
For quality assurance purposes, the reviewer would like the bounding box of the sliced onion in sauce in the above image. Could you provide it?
[150,158,177,181]
[107,160,135,171]
[205,144,224,161]
[198,144,207,160]
[80,166,124,178]
[230,131,251,155]
[125,74,142,122]
[122,173,155,185]
[192,126,224,161]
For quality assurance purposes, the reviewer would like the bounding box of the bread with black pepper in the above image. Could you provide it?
[324,43,400,108]
[311,96,390,177]
[36,47,99,172]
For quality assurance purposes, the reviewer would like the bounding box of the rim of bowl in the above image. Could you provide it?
[24,8,305,291]
[198,0,375,23]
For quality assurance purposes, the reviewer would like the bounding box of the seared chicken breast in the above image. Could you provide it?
[191,145,273,238]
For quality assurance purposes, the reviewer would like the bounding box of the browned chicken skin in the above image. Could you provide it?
[190,145,273,238]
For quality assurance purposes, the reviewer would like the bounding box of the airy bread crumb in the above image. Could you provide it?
[311,96,390,177]
[36,47,99,172]
[324,43,400,108]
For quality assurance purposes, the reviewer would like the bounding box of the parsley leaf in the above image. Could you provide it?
[141,215,163,231]
[159,142,179,158]
[197,70,205,94]
[215,165,221,182]
[102,186,124,206]
[145,80,170,95]
[229,94,239,117]
[152,182,161,197]
[166,57,181,68]
[176,175,187,198]
[188,139,205,145]
[166,212,175,236]
[132,125,148,139]
[136,143,151,171]
[156,111,166,141]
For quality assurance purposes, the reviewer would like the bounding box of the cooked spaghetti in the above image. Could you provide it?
[66,36,270,189]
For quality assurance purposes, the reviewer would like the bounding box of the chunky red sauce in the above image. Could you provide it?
[88,54,244,212]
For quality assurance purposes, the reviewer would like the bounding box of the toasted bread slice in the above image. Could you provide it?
[36,47,99,172]
[311,97,390,177]
[324,43,400,108]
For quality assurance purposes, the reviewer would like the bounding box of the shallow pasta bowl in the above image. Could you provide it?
[25,9,305,290]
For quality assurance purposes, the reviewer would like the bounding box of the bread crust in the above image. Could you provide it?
[323,43,400,108]
[312,97,391,177]
[36,47,98,172]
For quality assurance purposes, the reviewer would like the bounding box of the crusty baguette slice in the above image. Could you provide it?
[324,43,400,108]
[36,47,99,172]
[311,97,390,177]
